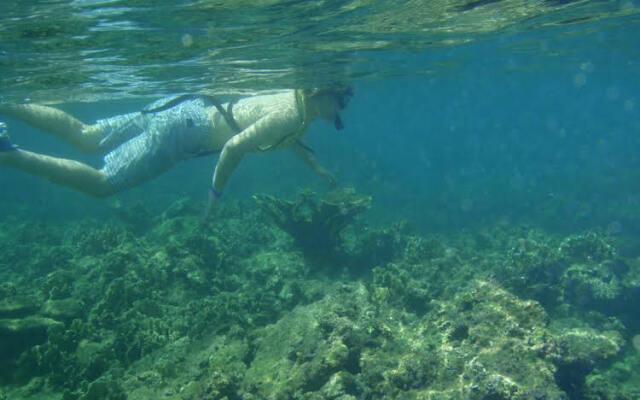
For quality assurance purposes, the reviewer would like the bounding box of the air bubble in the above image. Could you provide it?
[633,335,640,352]
[182,34,194,47]
[579,61,594,73]
[624,99,635,111]
[605,87,620,101]
[460,198,474,212]
[572,73,587,88]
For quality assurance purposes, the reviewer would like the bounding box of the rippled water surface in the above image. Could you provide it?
[1,0,638,102]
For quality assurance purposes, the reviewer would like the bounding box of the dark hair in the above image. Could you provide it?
[304,85,354,110]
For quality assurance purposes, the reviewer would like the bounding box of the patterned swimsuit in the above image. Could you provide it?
[98,97,214,191]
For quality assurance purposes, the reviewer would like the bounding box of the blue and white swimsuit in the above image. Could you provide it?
[97,97,214,191]
[96,90,305,193]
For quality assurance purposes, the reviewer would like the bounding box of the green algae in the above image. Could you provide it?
[0,191,639,399]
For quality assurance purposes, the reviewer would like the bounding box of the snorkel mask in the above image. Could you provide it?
[304,85,353,131]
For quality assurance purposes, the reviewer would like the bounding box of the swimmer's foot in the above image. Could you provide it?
[0,122,18,152]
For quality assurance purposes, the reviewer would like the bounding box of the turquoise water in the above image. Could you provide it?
[1,1,640,399]
[1,0,639,228]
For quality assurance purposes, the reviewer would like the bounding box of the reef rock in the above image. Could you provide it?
[0,296,40,318]
[0,316,63,360]
[242,283,375,399]
[553,328,623,397]
[365,280,568,400]
[41,298,85,321]
[240,280,583,399]
[253,188,371,258]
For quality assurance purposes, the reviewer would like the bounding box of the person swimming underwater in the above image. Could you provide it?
[0,86,353,209]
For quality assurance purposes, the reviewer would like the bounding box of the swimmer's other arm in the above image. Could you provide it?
[289,142,337,188]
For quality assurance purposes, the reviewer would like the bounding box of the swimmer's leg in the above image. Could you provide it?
[0,149,114,197]
[0,104,102,153]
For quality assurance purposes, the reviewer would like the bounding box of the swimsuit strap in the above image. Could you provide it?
[141,94,203,114]
[192,149,221,158]
[141,94,242,134]
[257,90,309,152]
[295,89,308,129]
[213,100,242,134]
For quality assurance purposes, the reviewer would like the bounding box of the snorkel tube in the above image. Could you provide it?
[334,114,344,130]
[330,85,353,131]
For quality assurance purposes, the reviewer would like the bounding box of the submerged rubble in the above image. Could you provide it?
[0,192,639,400]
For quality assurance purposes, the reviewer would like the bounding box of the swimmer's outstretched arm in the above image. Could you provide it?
[210,113,295,196]
[0,149,113,197]
[289,142,337,188]
[0,104,102,152]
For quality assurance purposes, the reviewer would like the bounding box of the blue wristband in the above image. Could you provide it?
[208,186,222,199]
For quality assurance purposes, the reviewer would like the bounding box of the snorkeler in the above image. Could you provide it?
[0,87,353,207]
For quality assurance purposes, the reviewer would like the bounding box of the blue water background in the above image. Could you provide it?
[1,16,639,241]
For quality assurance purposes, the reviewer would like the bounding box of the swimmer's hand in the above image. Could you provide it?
[323,170,338,189]
[203,186,221,221]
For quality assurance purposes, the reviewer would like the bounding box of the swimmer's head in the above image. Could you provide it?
[304,85,353,130]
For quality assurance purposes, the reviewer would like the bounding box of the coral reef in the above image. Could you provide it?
[254,187,371,260]
[0,192,639,399]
